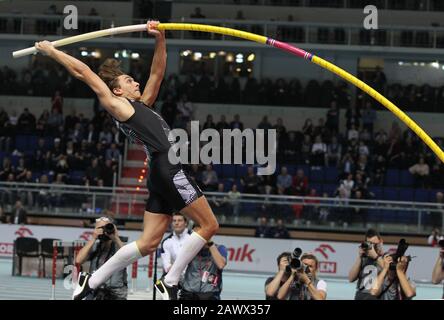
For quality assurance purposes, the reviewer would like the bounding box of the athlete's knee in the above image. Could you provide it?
[204,218,219,235]
[136,238,160,256]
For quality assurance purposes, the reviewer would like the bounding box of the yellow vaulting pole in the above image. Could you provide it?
[12,22,444,162]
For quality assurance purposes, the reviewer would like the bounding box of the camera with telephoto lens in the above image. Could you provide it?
[389,239,411,271]
[98,223,115,241]
[285,248,310,275]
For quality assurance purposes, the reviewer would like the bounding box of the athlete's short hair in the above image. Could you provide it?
[98,58,125,91]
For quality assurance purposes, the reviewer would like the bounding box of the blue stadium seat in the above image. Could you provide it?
[399,170,414,187]
[236,164,249,178]
[212,164,223,177]
[15,136,28,152]
[286,164,297,175]
[323,184,337,197]
[223,179,233,191]
[368,187,383,199]
[222,164,236,178]
[385,169,400,187]
[399,188,414,202]
[310,167,325,183]
[383,188,399,201]
[70,171,85,184]
[325,167,339,183]
[429,190,439,202]
[414,189,429,202]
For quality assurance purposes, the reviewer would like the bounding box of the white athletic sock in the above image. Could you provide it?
[164,232,206,287]
[88,241,142,289]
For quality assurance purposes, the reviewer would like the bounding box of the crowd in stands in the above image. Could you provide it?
[3,59,442,113]
[0,100,122,209]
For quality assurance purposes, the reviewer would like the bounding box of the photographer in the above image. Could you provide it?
[264,252,292,300]
[431,240,444,299]
[276,253,327,300]
[348,229,385,300]
[178,223,227,300]
[370,254,416,300]
[75,217,127,300]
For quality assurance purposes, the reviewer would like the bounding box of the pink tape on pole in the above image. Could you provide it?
[267,38,313,60]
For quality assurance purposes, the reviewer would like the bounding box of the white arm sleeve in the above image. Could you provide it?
[161,240,172,273]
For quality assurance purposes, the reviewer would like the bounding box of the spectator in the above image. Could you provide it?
[226,184,241,222]
[301,134,312,164]
[351,190,367,228]
[311,135,327,166]
[255,216,271,238]
[428,228,443,247]
[101,159,116,187]
[431,192,444,230]
[161,94,177,128]
[201,164,218,191]
[202,115,216,130]
[340,173,355,198]
[51,90,63,114]
[409,156,429,188]
[85,158,102,186]
[105,143,121,163]
[277,166,292,195]
[11,200,27,225]
[0,206,6,223]
[340,153,355,177]
[345,105,361,130]
[362,101,377,134]
[241,166,261,194]
[302,119,314,137]
[272,219,290,239]
[99,127,113,146]
[326,100,339,133]
[304,188,320,223]
[292,169,308,196]
[85,124,98,145]
[230,114,244,130]
[17,108,36,134]
[190,7,206,19]
[257,116,273,131]
[176,94,193,128]
[326,136,342,167]
[216,115,230,133]
[347,124,359,141]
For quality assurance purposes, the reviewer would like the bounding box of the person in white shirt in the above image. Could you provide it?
[161,213,191,273]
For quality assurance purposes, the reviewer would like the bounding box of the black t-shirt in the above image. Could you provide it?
[265,276,284,300]
[354,256,381,300]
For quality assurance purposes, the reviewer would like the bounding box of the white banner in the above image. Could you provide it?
[0,224,440,282]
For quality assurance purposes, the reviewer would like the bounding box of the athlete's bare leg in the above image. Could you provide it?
[161,196,219,291]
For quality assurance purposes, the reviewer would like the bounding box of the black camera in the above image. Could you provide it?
[360,241,374,255]
[285,248,310,274]
[389,238,410,271]
[98,223,115,241]
[439,239,444,248]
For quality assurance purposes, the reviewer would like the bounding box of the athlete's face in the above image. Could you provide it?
[172,215,187,234]
[114,75,141,100]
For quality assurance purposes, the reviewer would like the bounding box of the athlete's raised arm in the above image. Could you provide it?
[140,20,166,107]
[34,41,131,121]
